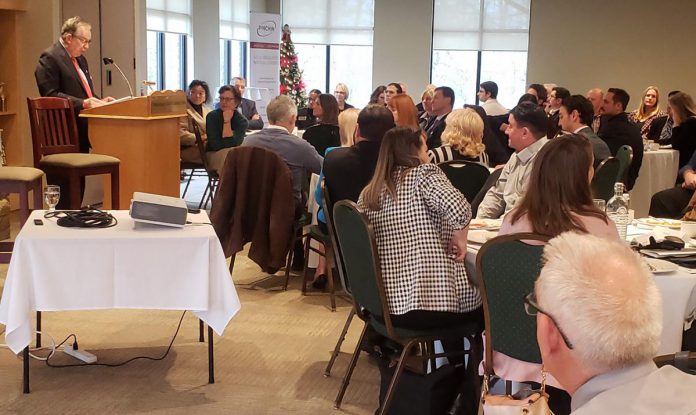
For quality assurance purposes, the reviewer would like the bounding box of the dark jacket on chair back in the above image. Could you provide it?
[211,146,295,271]
[598,112,644,190]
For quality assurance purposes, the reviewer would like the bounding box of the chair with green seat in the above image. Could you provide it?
[322,182,358,376]
[300,180,344,311]
[27,97,120,209]
[332,200,483,414]
[476,232,550,395]
[591,157,620,202]
[615,144,633,186]
[438,160,491,203]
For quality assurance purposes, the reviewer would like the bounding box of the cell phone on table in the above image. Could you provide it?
[34,219,43,226]
[188,208,201,214]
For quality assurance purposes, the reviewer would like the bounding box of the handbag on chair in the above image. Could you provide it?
[478,371,554,415]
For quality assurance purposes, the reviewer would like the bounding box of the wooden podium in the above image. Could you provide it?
[80,91,187,209]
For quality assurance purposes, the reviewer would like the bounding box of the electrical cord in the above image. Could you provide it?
[45,311,187,368]
[2,331,59,361]
[44,207,117,228]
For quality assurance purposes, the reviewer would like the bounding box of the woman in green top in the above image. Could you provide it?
[206,84,249,175]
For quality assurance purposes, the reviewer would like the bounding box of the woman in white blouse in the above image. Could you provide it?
[358,127,483,331]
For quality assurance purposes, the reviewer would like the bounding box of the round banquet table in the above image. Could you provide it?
[466,224,696,356]
[629,149,679,218]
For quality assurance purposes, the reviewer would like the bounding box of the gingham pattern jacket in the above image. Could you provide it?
[358,164,481,315]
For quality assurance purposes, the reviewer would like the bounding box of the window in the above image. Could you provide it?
[146,0,192,91]
[219,0,250,87]
[431,0,531,110]
[295,44,327,95]
[220,39,248,86]
[282,0,375,107]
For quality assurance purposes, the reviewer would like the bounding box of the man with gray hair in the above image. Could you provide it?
[36,16,115,152]
[232,76,264,130]
[242,95,322,207]
[530,232,696,414]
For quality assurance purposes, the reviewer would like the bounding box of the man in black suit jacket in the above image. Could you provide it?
[426,86,455,149]
[323,104,395,212]
[233,77,264,130]
[35,16,112,153]
[546,86,570,139]
[598,88,644,190]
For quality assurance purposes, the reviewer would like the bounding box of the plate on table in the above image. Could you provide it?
[636,218,682,230]
[470,219,503,231]
[469,230,498,245]
[644,258,679,274]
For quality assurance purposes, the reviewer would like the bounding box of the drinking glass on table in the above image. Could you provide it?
[44,185,60,212]
[593,198,606,212]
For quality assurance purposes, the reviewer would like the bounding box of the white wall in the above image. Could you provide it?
[373,0,433,96]
[192,0,220,89]
[528,0,696,104]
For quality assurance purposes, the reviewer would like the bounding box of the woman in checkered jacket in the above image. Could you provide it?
[358,127,483,331]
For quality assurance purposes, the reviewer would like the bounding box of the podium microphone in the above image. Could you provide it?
[103,57,134,97]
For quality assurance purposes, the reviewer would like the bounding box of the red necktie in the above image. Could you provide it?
[71,57,93,98]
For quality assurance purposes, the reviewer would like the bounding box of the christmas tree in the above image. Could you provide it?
[279,25,307,108]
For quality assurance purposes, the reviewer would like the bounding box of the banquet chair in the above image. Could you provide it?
[210,146,300,291]
[26,97,120,209]
[180,115,207,199]
[301,180,344,311]
[591,157,620,202]
[0,167,45,347]
[654,351,696,375]
[471,167,503,217]
[615,145,633,186]
[322,184,358,376]
[332,201,483,414]
[191,123,219,209]
[476,233,550,395]
[438,160,491,204]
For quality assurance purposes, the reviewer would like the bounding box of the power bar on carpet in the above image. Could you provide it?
[63,344,97,363]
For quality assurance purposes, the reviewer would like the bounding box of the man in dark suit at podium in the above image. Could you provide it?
[35,16,113,209]
[35,16,113,153]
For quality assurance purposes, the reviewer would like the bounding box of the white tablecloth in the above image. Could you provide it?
[467,227,696,355]
[630,149,679,218]
[0,210,241,354]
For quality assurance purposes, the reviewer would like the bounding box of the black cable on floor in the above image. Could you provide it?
[45,311,187,368]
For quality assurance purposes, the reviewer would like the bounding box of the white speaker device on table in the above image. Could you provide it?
[129,192,188,228]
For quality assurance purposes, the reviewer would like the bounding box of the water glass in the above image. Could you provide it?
[592,198,606,212]
[44,185,60,212]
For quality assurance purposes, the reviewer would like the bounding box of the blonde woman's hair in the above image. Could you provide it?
[635,86,662,122]
[440,108,485,157]
[334,83,350,100]
[421,84,436,101]
[338,108,359,147]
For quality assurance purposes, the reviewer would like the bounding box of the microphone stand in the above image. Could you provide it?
[104,58,134,97]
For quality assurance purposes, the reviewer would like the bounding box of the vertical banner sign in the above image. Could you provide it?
[249,13,281,121]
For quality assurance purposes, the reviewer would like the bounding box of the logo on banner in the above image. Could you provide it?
[256,21,277,37]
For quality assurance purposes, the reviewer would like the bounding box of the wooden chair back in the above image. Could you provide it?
[26,97,80,167]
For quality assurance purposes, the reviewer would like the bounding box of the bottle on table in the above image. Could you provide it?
[607,182,630,240]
